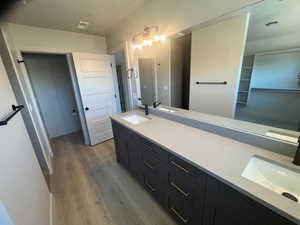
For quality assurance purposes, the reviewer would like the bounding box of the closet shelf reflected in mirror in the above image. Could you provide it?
[237,55,254,106]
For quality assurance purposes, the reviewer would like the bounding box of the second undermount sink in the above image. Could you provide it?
[242,155,300,203]
[157,106,177,113]
[122,114,150,125]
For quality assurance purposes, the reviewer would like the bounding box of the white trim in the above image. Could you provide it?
[18,50,54,170]
[154,57,158,102]
[0,29,53,174]
[49,193,54,225]
[168,40,171,107]
[233,13,250,118]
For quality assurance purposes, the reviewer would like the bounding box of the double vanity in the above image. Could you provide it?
[110,110,300,225]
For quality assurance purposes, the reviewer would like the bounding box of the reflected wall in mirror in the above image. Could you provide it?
[135,0,300,132]
[235,0,300,131]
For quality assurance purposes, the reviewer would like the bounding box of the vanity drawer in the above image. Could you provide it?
[168,172,196,201]
[168,154,196,177]
[139,136,168,162]
[142,168,166,203]
[141,148,161,173]
[168,193,196,225]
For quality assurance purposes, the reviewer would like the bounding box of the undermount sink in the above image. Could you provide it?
[157,106,177,113]
[242,155,300,203]
[122,114,150,125]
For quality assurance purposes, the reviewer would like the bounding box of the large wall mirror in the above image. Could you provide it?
[135,0,300,138]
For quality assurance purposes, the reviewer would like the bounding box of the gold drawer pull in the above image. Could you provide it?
[144,160,154,170]
[170,181,190,197]
[171,206,189,223]
[171,160,190,173]
[145,179,155,192]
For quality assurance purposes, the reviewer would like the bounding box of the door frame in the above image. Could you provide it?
[14,49,90,168]
[12,49,55,174]
[19,50,89,143]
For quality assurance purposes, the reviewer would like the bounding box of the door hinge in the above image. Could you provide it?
[17,59,25,64]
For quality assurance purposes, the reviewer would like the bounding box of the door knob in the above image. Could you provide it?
[85,107,89,111]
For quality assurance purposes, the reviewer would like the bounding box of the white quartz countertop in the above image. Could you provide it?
[111,110,300,224]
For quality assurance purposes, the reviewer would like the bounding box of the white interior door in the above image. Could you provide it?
[72,53,116,145]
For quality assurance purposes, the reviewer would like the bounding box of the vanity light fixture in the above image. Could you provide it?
[132,26,166,50]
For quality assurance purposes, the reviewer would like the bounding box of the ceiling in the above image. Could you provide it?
[4,0,150,36]
[247,0,300,41]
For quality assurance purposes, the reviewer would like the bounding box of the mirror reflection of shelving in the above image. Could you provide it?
[237,55,254,106]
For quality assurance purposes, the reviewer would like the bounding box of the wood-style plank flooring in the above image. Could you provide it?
[51,132,177,225]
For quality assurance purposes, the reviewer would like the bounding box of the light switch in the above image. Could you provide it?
[0,201,14,225]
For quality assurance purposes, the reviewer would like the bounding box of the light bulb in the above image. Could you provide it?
[143,40,148,46]
[160,35,166,43]
[147,39,153,46]
[137,44,142,50]
[154,35,161,41]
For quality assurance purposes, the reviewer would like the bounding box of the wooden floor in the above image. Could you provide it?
[51,132,177,225]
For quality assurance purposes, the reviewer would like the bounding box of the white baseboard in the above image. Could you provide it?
[49,193,54,225]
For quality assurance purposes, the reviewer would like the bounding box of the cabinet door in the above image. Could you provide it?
[113,121,129,168]
[127,130,142,183]
[111,120,121,162]
[203,176,296,225]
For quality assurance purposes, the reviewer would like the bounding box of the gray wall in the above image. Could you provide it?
[236,50,300,131]
[251,51,300,89]
[23,53,81,138]
[236,90,300,131]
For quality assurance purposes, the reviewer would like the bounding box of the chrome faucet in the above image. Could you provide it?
[153,101,161,108]
[293,137,300,166]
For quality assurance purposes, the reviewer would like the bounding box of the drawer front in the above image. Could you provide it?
[141,147,161,173]
[142,169,164,202]
[168,193,195,225]
[169,154,196,177]
[139,136,168,163]
[168,172,195,202]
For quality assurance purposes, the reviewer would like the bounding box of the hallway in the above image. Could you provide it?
[51,133,176,225]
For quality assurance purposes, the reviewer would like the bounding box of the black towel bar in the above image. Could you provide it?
[195,81,227,85]
[0,105,24,126]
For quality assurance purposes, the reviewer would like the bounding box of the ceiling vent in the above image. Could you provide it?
[77,21,90,30]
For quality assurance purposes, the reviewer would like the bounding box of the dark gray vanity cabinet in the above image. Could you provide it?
[203,176,296,225]
[111,119,296,225]
[167,154,206,225]
[111,119,206,225]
